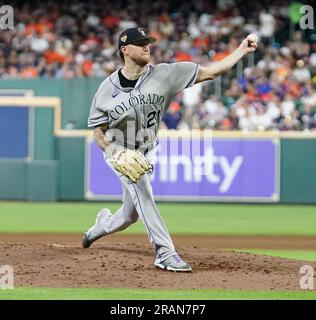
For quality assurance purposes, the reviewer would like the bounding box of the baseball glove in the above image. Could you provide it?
[111,149,153,183]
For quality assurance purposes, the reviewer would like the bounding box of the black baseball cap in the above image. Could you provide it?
[118,27,156,51]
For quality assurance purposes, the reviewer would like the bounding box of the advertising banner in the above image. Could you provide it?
[86,136,279,202]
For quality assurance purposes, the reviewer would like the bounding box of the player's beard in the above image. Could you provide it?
[132,52,150,67]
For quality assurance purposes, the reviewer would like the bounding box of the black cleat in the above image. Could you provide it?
[82,233,92,248]
[81,209,111,249]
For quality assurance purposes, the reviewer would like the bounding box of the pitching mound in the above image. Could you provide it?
[1,235,315,291]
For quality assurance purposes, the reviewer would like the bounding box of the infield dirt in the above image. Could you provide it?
[1,234,315,291]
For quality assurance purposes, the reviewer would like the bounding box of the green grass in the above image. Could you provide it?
[0,202,316,235]
[234,249,316,262]
[0,287,315,300]
[1,202,316,301]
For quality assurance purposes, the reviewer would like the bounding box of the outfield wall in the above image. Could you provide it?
[0,79,103,130]
[0,83,315,203]
[280,139,316,203]
[1,132,315,203]
[0,159,58,201]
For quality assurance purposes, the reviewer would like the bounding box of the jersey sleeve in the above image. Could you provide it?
[87,94,109,128]
[166,62,200,96]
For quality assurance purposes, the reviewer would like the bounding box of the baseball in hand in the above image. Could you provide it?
[247,34,258,44]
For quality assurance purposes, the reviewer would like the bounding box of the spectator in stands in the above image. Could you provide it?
[0,0,315,131]
[161,101,182,130]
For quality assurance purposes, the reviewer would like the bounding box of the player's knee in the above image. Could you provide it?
[127,215,138,224]
[126,210,138,224]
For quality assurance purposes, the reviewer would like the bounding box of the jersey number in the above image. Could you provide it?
[147,110,161,128]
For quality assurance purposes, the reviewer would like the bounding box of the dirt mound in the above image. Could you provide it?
[1,238,315,291]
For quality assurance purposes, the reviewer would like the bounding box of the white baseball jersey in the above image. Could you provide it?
[88,62,200,153]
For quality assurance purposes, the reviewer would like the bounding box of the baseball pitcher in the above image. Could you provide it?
[82,27,257,272]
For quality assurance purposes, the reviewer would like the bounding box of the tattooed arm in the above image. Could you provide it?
[94,124,124,157]
[93,124,110,152]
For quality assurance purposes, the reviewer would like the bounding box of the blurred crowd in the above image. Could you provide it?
[0,0,315,130]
